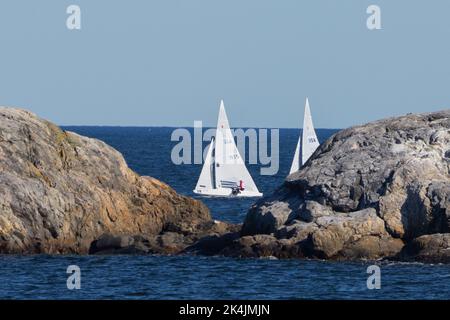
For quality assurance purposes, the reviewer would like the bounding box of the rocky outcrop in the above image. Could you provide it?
[194,110,450,262]
[2,107,449,262]
[397,234,450,263]
[89,220,240,255]
[0,107,233,254]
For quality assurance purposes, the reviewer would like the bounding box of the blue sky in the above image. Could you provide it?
[0,0,449,128]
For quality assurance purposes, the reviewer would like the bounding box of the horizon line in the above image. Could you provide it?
[60,124,342,130]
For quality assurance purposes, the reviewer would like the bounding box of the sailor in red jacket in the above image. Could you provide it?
[232,180,245,195]
[239,180,245,191]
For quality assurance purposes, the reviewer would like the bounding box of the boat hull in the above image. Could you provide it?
[193,188,263,198]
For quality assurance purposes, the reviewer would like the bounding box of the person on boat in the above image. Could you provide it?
[239,180,245,191]
[231,180,245,195]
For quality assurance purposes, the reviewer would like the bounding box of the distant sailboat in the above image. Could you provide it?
[289,98,320,175]
[193,100,263,197]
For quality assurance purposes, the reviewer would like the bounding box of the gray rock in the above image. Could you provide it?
[242,187,301,235]
[237,110,450,261]
[399,233,450,263]
[275,221,318,241]
[308,208,404,259]
[89,234,152,254]
[298,200,333,222]
[220,234,304,259]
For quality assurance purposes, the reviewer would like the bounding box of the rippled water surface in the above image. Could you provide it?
[0,127,448,299]
[1,255,449,299]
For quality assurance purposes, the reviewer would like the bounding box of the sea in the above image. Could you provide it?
[0,127,449,300]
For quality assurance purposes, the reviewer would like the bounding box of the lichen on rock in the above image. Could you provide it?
[199,110,450,262]
[0,107,231,254]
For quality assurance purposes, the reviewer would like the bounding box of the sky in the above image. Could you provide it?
[0,0,449,128]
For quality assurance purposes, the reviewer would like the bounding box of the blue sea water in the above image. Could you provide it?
[66,127,338,224]
[0,127,449,300]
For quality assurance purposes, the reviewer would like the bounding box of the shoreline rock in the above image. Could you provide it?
[1,107,449,264]
[397,233,450,263]
[194,110,450,263]
[89,220,240,255]
[0,107,234,254]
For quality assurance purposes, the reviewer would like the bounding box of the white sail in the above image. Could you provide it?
[194,139,214,192]
[214,100,260,193]
[289,139,301,175]
[194,100,262,197]
[289,98,320,175]
[301,98,320,164]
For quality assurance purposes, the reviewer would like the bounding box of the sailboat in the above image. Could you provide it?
[289,98,320,175]
[193,100,263,197]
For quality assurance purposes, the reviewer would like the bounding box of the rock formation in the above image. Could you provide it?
[2,107,449,263]
[0,107,234,254]
[191,110,450,262]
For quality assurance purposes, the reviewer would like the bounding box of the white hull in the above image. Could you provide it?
[193,188,263,198]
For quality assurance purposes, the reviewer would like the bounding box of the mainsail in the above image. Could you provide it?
[194,100,262,197]
[289,98,320,175]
